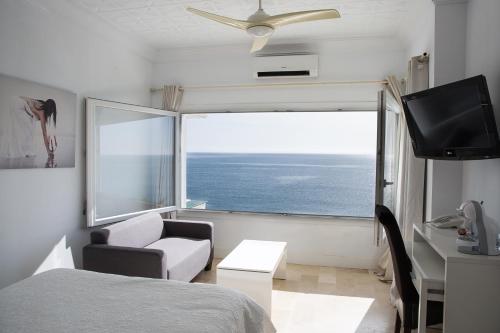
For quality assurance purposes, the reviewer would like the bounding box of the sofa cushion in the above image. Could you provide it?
[94,212,164,248]
[145,237,210,282]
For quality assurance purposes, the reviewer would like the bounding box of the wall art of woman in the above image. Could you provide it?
[0,96,58,163]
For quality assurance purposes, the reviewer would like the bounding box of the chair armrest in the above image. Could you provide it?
[163,219,214,246]
[82,244,167,279]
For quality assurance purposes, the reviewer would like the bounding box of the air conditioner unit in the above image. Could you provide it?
[252,54,319,79]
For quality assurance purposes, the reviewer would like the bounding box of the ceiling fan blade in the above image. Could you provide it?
[250,35,271,53]
[187,7,250,30]
[263,9,340,27]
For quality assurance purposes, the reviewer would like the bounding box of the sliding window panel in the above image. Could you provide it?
[86,99,177,227]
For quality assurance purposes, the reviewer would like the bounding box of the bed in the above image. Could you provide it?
[0,268,275,333]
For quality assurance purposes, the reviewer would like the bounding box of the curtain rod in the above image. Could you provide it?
[150,79,388,93]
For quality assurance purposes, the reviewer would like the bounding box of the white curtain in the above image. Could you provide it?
[376,249,394,282]
[376,55,430,305]
[160,85,184,219]
[162,85,184,112]
[396,55,429,240]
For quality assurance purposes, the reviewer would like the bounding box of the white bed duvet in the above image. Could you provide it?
[0,269,275,333]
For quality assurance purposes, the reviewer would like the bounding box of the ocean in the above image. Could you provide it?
[186,153,376,217]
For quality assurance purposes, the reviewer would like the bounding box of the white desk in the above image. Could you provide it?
[217,240,287,315]
[412,224,500,333]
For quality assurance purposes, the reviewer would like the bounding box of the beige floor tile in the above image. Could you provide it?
[193,259,440,333]
[318,266,338,284]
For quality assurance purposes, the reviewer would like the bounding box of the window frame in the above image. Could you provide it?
[86,98,178,227]
[177,109,379,220]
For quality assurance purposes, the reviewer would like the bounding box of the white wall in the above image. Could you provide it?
[181,211,378,268]
[153,38,407,268]
[400,0,500,231]
[425,1,468,219]
[153,38,407,112]
[399,0,435,79]
[400,0,470,220]
[0,0,153,289]
[462,0,500,230]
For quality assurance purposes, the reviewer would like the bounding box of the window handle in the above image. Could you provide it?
[383,179,394,187]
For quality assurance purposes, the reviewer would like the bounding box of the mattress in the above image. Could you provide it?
[0,268,275,333]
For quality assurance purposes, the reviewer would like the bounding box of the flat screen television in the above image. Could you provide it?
[401,75,500,160]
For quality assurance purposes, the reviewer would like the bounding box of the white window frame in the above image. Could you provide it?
[86,98,178,227]
[176,109,379,220]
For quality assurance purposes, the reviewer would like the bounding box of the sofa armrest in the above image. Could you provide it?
[82,244,167,279]
[163,219,214,246]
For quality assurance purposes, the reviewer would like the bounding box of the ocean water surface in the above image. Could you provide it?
[186,153,376,217]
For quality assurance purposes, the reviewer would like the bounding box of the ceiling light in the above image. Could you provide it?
[246,25,274,38]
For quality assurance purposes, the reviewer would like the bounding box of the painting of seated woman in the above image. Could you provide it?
[0,74,76,169]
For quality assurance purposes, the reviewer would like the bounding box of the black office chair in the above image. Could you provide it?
[375,205,443,333]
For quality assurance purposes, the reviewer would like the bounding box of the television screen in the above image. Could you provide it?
[401,75,500,160]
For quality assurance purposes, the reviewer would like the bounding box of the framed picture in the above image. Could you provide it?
[0,74,76,169]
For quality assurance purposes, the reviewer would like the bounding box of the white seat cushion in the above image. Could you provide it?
[146,238,210,282]
[104,212,164,248]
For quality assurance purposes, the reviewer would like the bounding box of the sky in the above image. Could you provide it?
[184,112,378,155]
[99,113,174,155]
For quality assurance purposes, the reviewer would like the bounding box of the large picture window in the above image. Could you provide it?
[181,112,377,217]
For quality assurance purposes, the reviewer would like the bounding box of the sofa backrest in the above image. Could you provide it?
[91,212,164,248]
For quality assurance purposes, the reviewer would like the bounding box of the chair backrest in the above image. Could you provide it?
[90,212,164,248]
[375,204,418,303]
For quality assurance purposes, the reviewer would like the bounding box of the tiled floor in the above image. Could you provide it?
[194,259,399,333]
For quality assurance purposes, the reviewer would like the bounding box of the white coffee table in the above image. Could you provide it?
[217,240,287,315]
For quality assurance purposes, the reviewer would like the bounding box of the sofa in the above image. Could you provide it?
[82,212,214,282]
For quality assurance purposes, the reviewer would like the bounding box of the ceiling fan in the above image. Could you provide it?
[187,0,341,53]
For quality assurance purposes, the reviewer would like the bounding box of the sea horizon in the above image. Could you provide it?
[187,152,376,157]
[186,152,376,217]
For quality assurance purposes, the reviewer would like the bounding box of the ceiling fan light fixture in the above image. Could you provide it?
[247,25,274,37]
[187,0,340,53]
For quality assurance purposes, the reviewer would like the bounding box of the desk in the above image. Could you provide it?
[412,224,500,333]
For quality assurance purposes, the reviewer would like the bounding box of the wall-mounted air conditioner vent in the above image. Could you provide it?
[252,54,319,79]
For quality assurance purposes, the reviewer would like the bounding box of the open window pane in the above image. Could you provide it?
[87,99,176,227]
[182,112,377,217]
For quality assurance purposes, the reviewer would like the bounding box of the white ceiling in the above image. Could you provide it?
[70,0,410,49]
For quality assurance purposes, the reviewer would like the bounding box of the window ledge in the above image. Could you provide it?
[177,208,374,227]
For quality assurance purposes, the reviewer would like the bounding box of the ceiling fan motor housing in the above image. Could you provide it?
[247,25,274,37]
